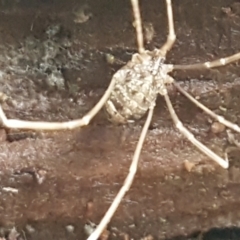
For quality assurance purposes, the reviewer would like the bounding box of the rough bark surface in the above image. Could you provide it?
[0,0,240,239]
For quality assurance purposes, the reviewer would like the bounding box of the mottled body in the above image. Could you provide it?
[105,49,173,123]
[0,0,239,239]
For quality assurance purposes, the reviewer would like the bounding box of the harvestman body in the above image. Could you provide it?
[1,0,240,239]
[105,50,173,123]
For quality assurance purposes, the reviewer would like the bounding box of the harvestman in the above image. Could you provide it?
[0,0,240,239]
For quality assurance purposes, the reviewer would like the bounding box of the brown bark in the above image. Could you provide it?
[0,0,239,239]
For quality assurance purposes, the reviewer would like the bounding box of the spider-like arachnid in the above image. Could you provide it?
[1,0,240,239]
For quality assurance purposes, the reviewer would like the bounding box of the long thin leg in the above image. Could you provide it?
[87,104,155,240]
[173,81,240,133]
[160,0,176,55]
[131,0,145,54]
[163,93,229,169]
[172,52,240,70]
[0,74,117,130]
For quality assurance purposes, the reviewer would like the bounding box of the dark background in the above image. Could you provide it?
[0,0,240,239]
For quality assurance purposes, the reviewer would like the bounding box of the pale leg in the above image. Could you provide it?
[131,0,145,54]
[163,93,229,169]
[87,104,155,240]
[172,52,240,70]
[160,0,176,55]
[173,81,240,133]
[0,75,117,130]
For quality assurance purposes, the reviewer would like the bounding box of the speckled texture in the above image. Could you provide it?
[0,0,240,239]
